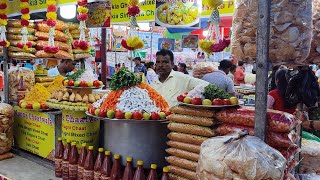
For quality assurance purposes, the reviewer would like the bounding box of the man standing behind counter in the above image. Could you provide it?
[151,49,209,107]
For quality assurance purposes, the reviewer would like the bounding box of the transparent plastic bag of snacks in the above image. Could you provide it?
[192,62,218,79]
[306,0,320,63]
[197,133,286,180]
[0,103,14,155]
[231,0,312,65]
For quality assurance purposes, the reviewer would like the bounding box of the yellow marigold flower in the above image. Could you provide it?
[0,19,7,26]
[21,14,30,20]
[46,12,57,20]
[20,2,29,9]
[5,41,10,47]
[128,0,139,6]
[77,6,88,14]
[23,45,29,51]
[47,1,57,6]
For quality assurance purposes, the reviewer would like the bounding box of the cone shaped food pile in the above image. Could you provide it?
[88,68,169,120]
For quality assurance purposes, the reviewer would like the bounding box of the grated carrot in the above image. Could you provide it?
[137,83,169,112]
[100,89,125,111]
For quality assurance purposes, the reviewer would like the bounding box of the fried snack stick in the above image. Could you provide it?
[166,148,199,162]
[166,156,198,171]
[169,173,189,180]
[168,114,215,127]
[168,122,216,137]
[168,166,196,180]
[170,106,215,118]
[167,140,201,154]
[167,132,207,145]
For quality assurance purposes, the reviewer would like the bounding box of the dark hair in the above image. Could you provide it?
[179,63,189,74]
[238,61,244,66]
[275,68,290,107]
[219,60,233,70]
[145,62,154,69]
[134,57,141,61]
[12,60,17,66]
[173,65,178,71]
[201,52,204,55]
[156,49,174,63]
[230,64,237,72]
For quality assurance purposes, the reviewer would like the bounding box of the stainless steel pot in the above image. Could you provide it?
[102,119,169,168]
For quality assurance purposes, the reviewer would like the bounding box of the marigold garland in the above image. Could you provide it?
[73,0,90,51]
[18,0,32,51]
[44,0,59,53]
[0,0,9,47]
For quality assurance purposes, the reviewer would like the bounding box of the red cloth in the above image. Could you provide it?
[234,67,245,85]
[268,89,296,114]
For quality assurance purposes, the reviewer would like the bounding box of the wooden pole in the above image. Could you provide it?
[101,28,107,88]
[254,0,271,141]
[3,47,9,103]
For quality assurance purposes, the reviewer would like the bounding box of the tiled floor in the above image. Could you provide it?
[0,155,58,180]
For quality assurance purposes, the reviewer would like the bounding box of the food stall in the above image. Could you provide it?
[0,0,320,179]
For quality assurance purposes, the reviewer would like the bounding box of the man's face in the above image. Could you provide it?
[135,60,140,66]
[66,61,77,72]
[156,55,173,76]
[225,68,230,74]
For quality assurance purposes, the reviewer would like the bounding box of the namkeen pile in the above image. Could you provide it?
[166,105,216,180]
[7,20,37,59]
[89,68,169,120]
[231,0,312,64]
[23,83,51,104]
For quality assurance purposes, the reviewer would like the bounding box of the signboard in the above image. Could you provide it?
[62,110,100,148]
[86,1,112,28]
[132,51,146,59]
[7,0,77,16]
[158,38,175,51]
[111,0,156,23]
[155,0,201,28]
[14,107,55,160]
[182,35,198,48]
[202,0,234,17]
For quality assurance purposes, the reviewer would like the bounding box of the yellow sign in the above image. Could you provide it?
[111,0,156,23]
[62,110,100,148]
[14,107,55,160]
[202,0,234,17]
[7,0,77,16]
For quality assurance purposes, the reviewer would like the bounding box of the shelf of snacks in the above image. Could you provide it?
[176,84,241,109]
[44,68,105,111]
[17,75,65,111]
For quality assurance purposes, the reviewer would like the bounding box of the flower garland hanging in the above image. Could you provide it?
[73,0,90,51]
[121,0,144,51]
[0,0,9,47]
[199,0,230,54]
[17,0,32,51]
[44,0,59,53]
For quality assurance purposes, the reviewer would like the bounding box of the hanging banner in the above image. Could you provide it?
[158,38,175,51]
[202,0,234,17]
[155,0,201,28]
[182,35,198,48]
[7,0,77,16]
[111,0,156,23]
[62,110,100,148]
[13,107,55,160]
[86,1,112,28]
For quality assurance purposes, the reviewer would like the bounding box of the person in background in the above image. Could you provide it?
[115,64,120,73]
[178,63,189,74]
[234,61,245,85]
[48,59,77,77]
[268,65,286,91]
[145,62,158,84]
[267,68,296,114]
[133,57,147,74]
[228,64,237,81]
[10,60,18,68]
[172,65,178,71]
[151,49,209,107]
[122,63,126,68]
[197,52,201,59]
[24,59,35,70]
[200,52,205,59]
[202,60,235,96]
[315,65,320,78]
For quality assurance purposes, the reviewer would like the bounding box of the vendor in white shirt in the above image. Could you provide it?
[48,59,77,77]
